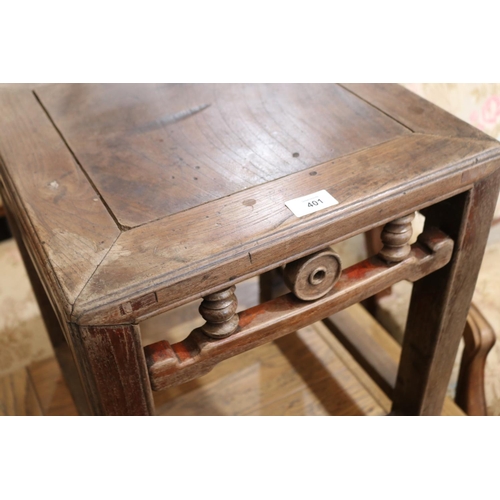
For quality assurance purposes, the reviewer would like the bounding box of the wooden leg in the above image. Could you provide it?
[4,205,154,416]
[4,205,91,414]
[69,323,155,416]
[455,302,496,416]
[392,171,500,415]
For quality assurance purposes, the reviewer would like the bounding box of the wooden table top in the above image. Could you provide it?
[0,83,499,326]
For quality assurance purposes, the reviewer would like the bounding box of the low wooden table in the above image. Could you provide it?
[0,83,498,416]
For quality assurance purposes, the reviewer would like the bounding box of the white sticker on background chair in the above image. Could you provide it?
[285,190,339,217]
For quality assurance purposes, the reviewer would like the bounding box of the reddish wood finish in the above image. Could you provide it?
[146,229,453,391]
[392,170,500,415]
[0,84,499,416]
[363,220,494,415]
[362,225,392,314]
[70,324,154,416]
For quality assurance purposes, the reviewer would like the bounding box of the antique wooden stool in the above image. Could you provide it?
[0,83,499,416]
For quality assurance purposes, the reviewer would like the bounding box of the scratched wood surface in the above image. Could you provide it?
[1,85,499,328]
[145,228,454,391]
[70,323,154,415]
[74,133,500,325]
[1,84,499,416]
[35,83,410,228]
[0,89,120,314]
[1,301,464,416]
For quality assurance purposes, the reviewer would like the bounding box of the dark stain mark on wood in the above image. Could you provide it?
[138,103,212,133]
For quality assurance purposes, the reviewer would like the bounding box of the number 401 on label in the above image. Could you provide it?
[285,190,339,217]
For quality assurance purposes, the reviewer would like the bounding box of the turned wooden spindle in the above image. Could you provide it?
[284,249,342,301]
[199,286,239,339]
[378,213,415,263]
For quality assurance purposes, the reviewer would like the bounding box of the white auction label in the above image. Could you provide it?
[285,190,339,217]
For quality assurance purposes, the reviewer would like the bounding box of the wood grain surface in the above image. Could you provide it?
[1,84,499,416]
[35,83,410,227]
[70,324,154,415]
[393,170,500,415]
[0,89,120,313]
[341,83,494,141]
[1,85,499,329]
[73,133,500,325]
[0,282,467,416]
[146,228,453,391]
[28,357,79,416]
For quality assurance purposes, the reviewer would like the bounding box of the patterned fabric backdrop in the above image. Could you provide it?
[403,83,500,219]
[403,84,500,414]
[403,83,500,140]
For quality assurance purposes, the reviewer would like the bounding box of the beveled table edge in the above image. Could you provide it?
[1,85,499,326]
[72,133,500,325]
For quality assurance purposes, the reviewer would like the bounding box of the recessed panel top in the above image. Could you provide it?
[37,83,409,227]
